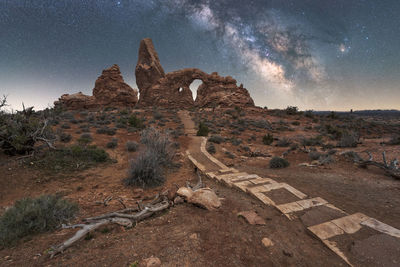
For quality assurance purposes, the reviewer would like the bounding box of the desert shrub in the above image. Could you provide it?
[301,136,323,146]
[69,119,78,124]
[124,150,164,188]
[61,123,71,129]
[285,106,298,115]
[269,157,289,169]
[140,127,175,166]
[262,133,274,145]
[292,121,300,126]
[30,145,110,172]
[231,138,242,146]
[209,135,224,144]
[96,127,116,136]
[196,122,209,136]
[337,132,359,148]
[77,133,93,145]
[153,111,163,120]
[250,119,272,130]
[126,141,139,152]
[387,135,400,145]
[309,151,323,161]
[206,142,216,154]
[0,195,78,247]
[0,106,55,155]
[304,110,314,118]
[276,138,291,147]
[60,111,74,120]
[225,151,235,159]
[128,114,144,129]
[59,133,72,143]
[106,138,118,149]
[323,124,343,140]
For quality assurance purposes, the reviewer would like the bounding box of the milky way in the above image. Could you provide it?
[0,0,399,110]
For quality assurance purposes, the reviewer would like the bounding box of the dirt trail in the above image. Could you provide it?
[178,111,221,172]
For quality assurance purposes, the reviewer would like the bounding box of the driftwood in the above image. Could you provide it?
[49,197,171,258]
[348,151,399,179]
[49,174,207,258]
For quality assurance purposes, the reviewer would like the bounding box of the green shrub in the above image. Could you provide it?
[126,141,139,152]
[77,133,93,145]
[269,157,289,168]
[262,133,274,145]
[0,195,78,247]
[128,115,144,129]
[196,121,209,136]
[292,121,300,126]
[30,145,110,172]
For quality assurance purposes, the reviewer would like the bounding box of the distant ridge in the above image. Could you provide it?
[312,109,400,117]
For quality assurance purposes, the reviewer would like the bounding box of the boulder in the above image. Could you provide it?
[188,188,221,210]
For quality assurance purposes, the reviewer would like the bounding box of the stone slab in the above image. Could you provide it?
[308,221,345,240]
[361,217,400,238]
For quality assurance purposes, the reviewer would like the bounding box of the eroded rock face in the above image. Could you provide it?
[54,92,95,110]
[135,38,255,108]
[55,64,138,110]
[135,38,165,106]
[93,64,138,107]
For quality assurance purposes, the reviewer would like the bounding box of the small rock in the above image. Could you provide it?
[189,233,199,240]
[141,256,161,267]
[237,211,266,225]
[283,249,293,257]
[187,188,221,210]
[262,237,274,248]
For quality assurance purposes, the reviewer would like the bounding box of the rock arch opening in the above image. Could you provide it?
[189,79,203,101]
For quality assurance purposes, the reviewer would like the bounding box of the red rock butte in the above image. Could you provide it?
[55,38,255,110]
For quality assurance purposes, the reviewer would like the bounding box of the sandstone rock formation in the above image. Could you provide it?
[92,64,138,106]
[135,38,165,97]
[55,92,95,110]
[55,64,138,110]
[135,38,255,108]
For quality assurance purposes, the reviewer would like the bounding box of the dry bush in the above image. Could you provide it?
[126,141,139,152]
[269,157,289,168]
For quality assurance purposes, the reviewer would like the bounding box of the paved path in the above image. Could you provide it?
[179,111,400,266]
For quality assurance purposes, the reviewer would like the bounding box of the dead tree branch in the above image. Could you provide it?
[349,151,400,179]
[49,196,172,258]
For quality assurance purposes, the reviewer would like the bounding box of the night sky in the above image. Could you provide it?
[1,0,399,111]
